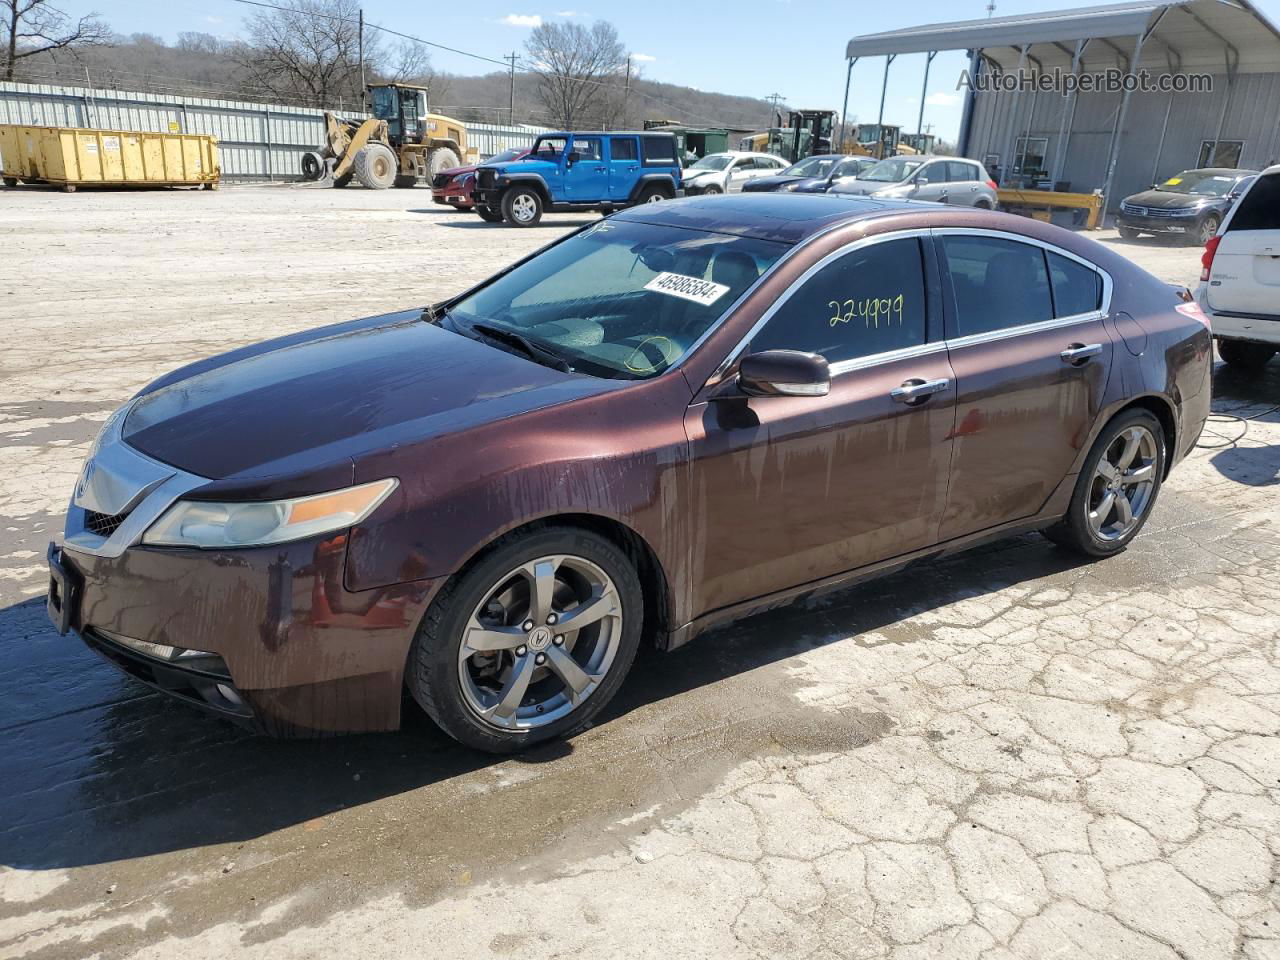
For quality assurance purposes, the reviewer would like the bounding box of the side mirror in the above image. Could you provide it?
[737,350,830,398]
[567,151,580,166]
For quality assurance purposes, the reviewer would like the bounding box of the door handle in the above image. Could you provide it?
[890,377,950,403]
[1060,343,1103,364]
[594,165,607,172]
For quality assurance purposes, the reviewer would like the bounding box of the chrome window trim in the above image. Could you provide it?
[827,341,947,376]
[707,227,935,382]
[944,311,1107,350]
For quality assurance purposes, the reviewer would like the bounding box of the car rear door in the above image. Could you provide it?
[685,232,957,612]
[935,230,1114,541]
[1206,170,1280,317]
[607,136,640,202]
[947,161,983,206]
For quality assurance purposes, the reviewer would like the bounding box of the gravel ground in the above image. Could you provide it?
[1,184,1277,960]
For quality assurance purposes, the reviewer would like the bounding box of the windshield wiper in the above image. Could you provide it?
[469,321,572,373]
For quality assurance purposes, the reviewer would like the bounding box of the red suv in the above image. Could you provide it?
[432,147,529,210]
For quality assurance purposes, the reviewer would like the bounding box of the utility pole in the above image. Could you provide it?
[504,52,518,125]
[623,55,632,129]
[764,92,785,127]
[358,8,366,108]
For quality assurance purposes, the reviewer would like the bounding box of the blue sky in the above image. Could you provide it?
[60,0,1280,140]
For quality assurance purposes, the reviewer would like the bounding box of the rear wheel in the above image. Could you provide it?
[501,186,544,227]
[635,183,671,204]
[427,147,461,179]
[394,174,417,188]
[3,176,18,188]
[475,204,504,223]
[407,527,643,752]
[973,199,992,210]
[1044,409,1165,557]
[1218,340,1277,371]
[353,142,398,189]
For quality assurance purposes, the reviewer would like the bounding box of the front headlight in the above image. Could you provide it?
[142,478,398,549]
[453,172,474,185]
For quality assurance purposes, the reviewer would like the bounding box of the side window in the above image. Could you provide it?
[1047,252,1102,318]
[1228,172,1280,231]
[748,238,928,365]
[941,235,1052,337]
[734,158,755,171]
[947,161,978,183]
[610,137,637,161]
[642,136,676,165]
[916,163,942,184]
[572,137,602,162]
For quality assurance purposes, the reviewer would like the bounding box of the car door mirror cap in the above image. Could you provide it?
[736,350,831,398]
[567,151,581,166]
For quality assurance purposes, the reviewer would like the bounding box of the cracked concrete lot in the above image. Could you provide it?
[1,185,1278,960]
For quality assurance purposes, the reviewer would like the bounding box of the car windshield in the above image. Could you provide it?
[447,220,789,380]
[531,136,567,160]
[691,155,733,171]
[783,156,838,178]
[1156,171,1239,197]
[859,157,926,183]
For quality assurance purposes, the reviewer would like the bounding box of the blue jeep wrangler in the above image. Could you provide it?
[472,131,682,226]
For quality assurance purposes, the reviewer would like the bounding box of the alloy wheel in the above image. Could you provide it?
[456,554,622,730]
[1087,424,1158,541]
[511,194,537,223]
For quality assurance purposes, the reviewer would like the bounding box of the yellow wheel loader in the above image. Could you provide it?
[300,84,475,189]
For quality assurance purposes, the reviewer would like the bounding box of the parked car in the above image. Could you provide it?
[680,151,788,195]
[470,131,681,226]
[431,147,529,210]
[1195,164,1280,370]
[1118,168,1258,246]
[742,154,876,194]
[831,155,999,208]
[49,194,1211,750]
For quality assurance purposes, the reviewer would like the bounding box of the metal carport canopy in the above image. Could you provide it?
[844,0,1280,72]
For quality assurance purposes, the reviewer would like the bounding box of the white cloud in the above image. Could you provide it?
[925,92,961,107]
[204,14,222,23]
[554,9,579,14]
[500,13,543,27]
[631,53,657,62]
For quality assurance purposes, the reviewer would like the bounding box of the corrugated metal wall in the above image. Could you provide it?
[0,81,553,180]
[967,70,1280,208]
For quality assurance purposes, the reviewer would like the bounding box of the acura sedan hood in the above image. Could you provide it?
[123,312,607,481]
[743,175,805,191]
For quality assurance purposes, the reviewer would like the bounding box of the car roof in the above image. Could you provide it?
[1171,167,1261,178]
[540,130,674,138]
[610,193,919,244]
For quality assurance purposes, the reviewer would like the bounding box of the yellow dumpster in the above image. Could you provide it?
[0,124,220,192]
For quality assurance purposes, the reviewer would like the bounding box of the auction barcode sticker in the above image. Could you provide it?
[644,272,731,307]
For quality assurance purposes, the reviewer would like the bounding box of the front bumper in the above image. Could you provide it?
[432,184,474,207]
[1116,213,1197,235]
[50,537,441,737]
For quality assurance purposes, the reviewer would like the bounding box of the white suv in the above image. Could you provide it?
[681,152,788,195]
[1196,164,1280,371]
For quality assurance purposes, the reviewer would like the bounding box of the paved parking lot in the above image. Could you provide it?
[1,185,1277,960]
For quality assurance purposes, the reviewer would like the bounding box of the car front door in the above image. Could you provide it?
[607,136,640,202]
[935,230,1114,541]
[564,136,607,201]
[912,162,949,203]
[685,233,956,613]
[727,158,756,192]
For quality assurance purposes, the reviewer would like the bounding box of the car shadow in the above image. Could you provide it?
[0,530,1091,871]
[1205,359,1280,486]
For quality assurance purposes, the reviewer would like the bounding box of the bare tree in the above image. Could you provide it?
[232,0,374,108]
[525,20,625,129]
[377,38,451,106]
[3,0,109,81]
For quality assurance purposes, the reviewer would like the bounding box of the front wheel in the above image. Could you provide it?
[475,204,504,223]
[1043,409,1165,557]
[407,527,643,752]
[701,184,723,195]
[501,186,544,226]
[1118,226,1141,240]
[1191,213,1221,246]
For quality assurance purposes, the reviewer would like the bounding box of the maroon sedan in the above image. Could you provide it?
[431,147,528,210]
[48,194,1211,751]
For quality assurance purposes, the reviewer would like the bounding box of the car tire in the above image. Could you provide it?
[393,175,417,188]
[973,199,992,210]
[428,148,461,179]
[1191,213,1221,246]
[300,151,326,181]
[475,204,504,223]
[353,142,398,190]
[501,186,544,227]
[1218,340,1277,371]
[702,184,723,195]
[406,526,644,753]
[1043,409,1165,558]
[1118,227,1140,240]
[635,183,671,204]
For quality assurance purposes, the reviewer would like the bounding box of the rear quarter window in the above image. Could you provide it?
[642,136,677,166]
[1228,173,1280,232]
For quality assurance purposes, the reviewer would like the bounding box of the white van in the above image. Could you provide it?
[1196,164,1280,371]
